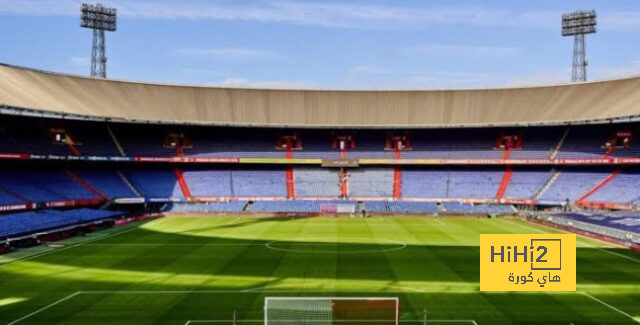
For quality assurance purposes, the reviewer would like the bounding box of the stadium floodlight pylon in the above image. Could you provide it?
[562,10,597,83]
[264,297,400,324]
[80,3,117,78]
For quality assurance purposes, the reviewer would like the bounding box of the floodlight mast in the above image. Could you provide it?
[562,10,597,82]
[80,3,117,78]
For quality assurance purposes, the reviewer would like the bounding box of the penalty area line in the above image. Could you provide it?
[84,243,268,246]
[6,291,82,325]
[580,292,639,323]
[11,291,481,325]
[592,247,640,263]
[80,289,429,294]
[185,320,478,324]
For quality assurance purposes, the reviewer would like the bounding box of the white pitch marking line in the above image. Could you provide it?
[501,219,546,234]
[593,247,640,263]
[263,239,407,254]
[0,227,139,266]
[11,291,480,325]
[80,289,427,294]
[434,218,447,226]
[84,243,267,246]
[581,292,639,323]
[1,218,173,266]
[6,291,82,325]
[82,290,267,294]
[185,320,477,324]
[220,217,242,226]
[241,282,429,293]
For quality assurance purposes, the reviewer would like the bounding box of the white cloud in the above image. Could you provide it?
[346,65,499,89]
[347,61,640,89]
[174,48,280,61]
[0,1,554,29]
[1,1,638,32]
[505,61,640,86]
[399,44,520,58]
[220,78,250,86]
[0,0,77,16]
[599,11,640,32]
[220,77,311,89]
[179,67,218,76]
[505,70,570,87]
[68,56,90,67]
[592,60,640,79]
[347,65,386,76]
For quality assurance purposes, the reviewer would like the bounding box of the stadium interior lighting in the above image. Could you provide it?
[80,3,117,78]
[562,10,597,83]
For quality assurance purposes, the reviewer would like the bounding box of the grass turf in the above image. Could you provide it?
[0,216,638,324]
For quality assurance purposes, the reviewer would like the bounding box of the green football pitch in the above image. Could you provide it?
[0,216,638,324]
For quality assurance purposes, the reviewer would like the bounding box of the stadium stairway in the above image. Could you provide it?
[392,167,402,199]
[393,146,403,199]
[603,146,616,159]
[340,170,348,198]
[0,187,28,205]
[65,140,81,156]
[549,129,570,159]
[64,169,108,200]
[587,172,640,203]
[174,167,193,200]
[495,167,513,200]
[106,125,127,157]
[533,170,561,201]
[116,171,142,197]
[577,170,620,203]
[285,143,295,198]
[286,166,295,199]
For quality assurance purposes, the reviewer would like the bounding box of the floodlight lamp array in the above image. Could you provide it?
[561,10,596,36]
[80,3,117,31]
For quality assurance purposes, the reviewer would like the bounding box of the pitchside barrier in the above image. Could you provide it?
[264,297,400,325]
[536,215,639,244]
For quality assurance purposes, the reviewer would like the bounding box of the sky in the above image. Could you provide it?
[0,0,639,89]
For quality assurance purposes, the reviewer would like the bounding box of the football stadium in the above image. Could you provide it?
[0,2,639,325]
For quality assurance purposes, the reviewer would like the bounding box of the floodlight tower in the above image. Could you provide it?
[562,10,597,82]
[80,3,117,78]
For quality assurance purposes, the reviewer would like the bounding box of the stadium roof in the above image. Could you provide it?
[1,63,640,128]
